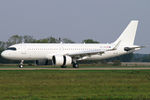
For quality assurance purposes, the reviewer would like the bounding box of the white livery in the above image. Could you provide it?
[1,20,142,68]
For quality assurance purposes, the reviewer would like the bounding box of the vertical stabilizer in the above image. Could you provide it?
[113,20,138,46]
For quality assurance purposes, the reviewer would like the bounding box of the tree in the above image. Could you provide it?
[48,37,59,43]
[32,37,59,43]
[0,41,5,48]
[82,39,99,43]
[107,53,134,62]
[62,38,75,43]
[8,35,23,45]
[141,54,150,62]
[23,35,35,43]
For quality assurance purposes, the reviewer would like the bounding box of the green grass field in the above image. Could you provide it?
[0,70,150,100]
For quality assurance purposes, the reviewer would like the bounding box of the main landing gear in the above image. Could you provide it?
[60,60,79,68]
[72,60,79,68]
[73,63,79,68]
[19,60,24,68]
[60,63,79,68]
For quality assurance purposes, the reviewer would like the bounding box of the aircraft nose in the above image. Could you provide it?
[1,51,8,58]
[1,51,5,57]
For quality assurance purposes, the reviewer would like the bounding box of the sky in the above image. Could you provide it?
[0,0,150,53]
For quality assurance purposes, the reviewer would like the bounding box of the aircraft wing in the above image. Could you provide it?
[65,42,120,59]
[66,48,115,59]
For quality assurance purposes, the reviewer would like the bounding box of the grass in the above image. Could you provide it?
[0,70,150,100]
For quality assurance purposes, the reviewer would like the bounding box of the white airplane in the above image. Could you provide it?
[1,20,142,68]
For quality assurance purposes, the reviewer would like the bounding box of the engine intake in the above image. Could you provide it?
[52,55,72,66]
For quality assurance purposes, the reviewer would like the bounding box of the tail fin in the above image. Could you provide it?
[113,20,139,46]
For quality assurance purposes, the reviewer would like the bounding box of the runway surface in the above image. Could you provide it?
[0,67,150,70]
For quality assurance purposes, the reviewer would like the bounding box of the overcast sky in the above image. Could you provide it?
[0,0,149,53]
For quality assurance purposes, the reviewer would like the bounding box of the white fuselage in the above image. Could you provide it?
[1,20,141,65]
[1,43,135,61]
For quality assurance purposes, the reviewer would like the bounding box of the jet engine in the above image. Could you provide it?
[52,55,72,66]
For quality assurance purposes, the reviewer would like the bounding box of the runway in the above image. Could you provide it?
[0,67,150,70]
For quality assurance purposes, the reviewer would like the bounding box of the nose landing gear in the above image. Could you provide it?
[19,60,24,68]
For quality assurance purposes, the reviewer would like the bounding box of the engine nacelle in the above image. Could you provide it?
[52,55,72,66]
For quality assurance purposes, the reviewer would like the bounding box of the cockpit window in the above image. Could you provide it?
[6,47,17,51]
